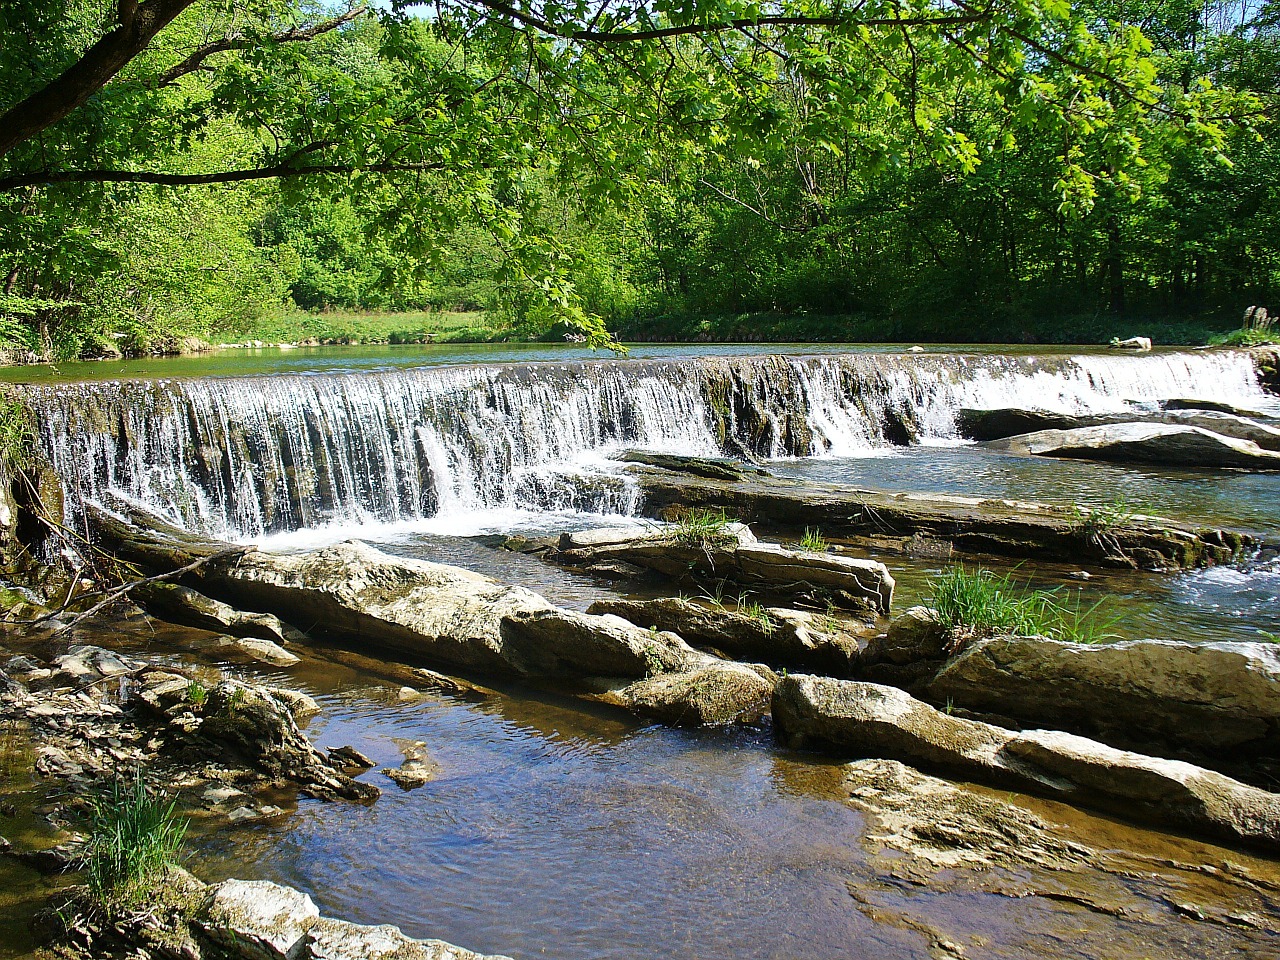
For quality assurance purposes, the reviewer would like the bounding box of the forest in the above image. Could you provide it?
[1,0,1277,359]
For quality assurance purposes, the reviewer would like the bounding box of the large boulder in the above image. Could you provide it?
[603,662,774,726]
[918,635,1280,774]
[773,675,1280,853]
[587,596,863,674]
[982,422,1280,470]
[555,525,894,615]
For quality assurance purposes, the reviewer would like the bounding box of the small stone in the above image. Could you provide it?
[328,745,375,771]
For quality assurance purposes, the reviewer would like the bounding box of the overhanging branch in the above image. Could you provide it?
[153,5,369,87]
[0,161,445,192]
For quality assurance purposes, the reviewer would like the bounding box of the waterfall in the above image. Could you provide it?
[27,350,1270,542]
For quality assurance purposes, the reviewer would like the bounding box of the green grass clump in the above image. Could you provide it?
[928,564,1120,645]
[83,774,187,908]
[666,508,737,549]
[799,527,828,552]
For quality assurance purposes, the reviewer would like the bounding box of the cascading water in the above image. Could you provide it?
[26,350,1271,542]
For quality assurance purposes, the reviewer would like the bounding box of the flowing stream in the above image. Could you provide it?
[6,344,1280,959]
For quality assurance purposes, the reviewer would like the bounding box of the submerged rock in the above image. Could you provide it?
[587,596,864,674]
[773,674,1280,853]
[843,758,1093,872]
[983,422,1280,470]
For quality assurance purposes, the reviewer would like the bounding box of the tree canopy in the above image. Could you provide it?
[0,0,1274,356]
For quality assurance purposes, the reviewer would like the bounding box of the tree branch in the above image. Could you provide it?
[0,0,198,161]
[0,160,446,191]
[152,5,369,87]
[413,0,991,42]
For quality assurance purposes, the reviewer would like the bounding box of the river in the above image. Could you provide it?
[3,342,1279,958]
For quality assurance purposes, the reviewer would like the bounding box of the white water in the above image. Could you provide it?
[28,350,1271,541]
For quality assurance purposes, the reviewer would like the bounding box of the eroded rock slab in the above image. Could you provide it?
[918,635,1280,776]
[132,581,306,646]
[958,407,1280,450]
[983,422,1280,470]
[92,506,768,726]
[555,524,894,614]
[773,674,1280,852]
[621,456,1251,570]
[587,596,863,674]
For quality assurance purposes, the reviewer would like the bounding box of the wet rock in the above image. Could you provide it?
[587,596,862,674]
[616,450,768,481]
[53,645,141,685]
[216,635,301,667]
[605,662,774,726]
[621,461,1250,571]
[195,681,378,803]
[1162,397,1272,417]
[4,654,51,682]
[919,635,1280,775]
[556,525,894,615]
[328,745,375,771]
[843,758,1092,872]
[773,675,1280,852]
[133,581,306,646]
[983,423,1280,470]
[92,508,771,727]
[385,740,439,789]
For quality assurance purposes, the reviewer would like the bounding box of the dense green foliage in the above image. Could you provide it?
[0,0,1275,358]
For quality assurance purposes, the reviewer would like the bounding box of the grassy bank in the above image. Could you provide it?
[227,310,512,345]
[610,310,1246,346]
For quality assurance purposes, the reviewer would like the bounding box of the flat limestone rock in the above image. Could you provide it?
[556,525,894,615]
[958,406,1280,451]
[773,674,1280,853]
[588,596,861,674]
[197,878,511,960]
[982,422,1280,470]
[622,462,1252,571]
[133,580,306,645]
[920,635,1280,774]
[92,506,770,727]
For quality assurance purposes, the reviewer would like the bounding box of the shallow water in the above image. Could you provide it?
[8,618,1280,960]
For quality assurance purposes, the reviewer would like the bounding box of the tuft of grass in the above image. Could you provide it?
[928,564,1121,646]
[666,508,737,549]
[736,595,777,634]
[184,680,207,707]
[1071,497,1137,536]
[83,774,187,908]
[799,527,828,552]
